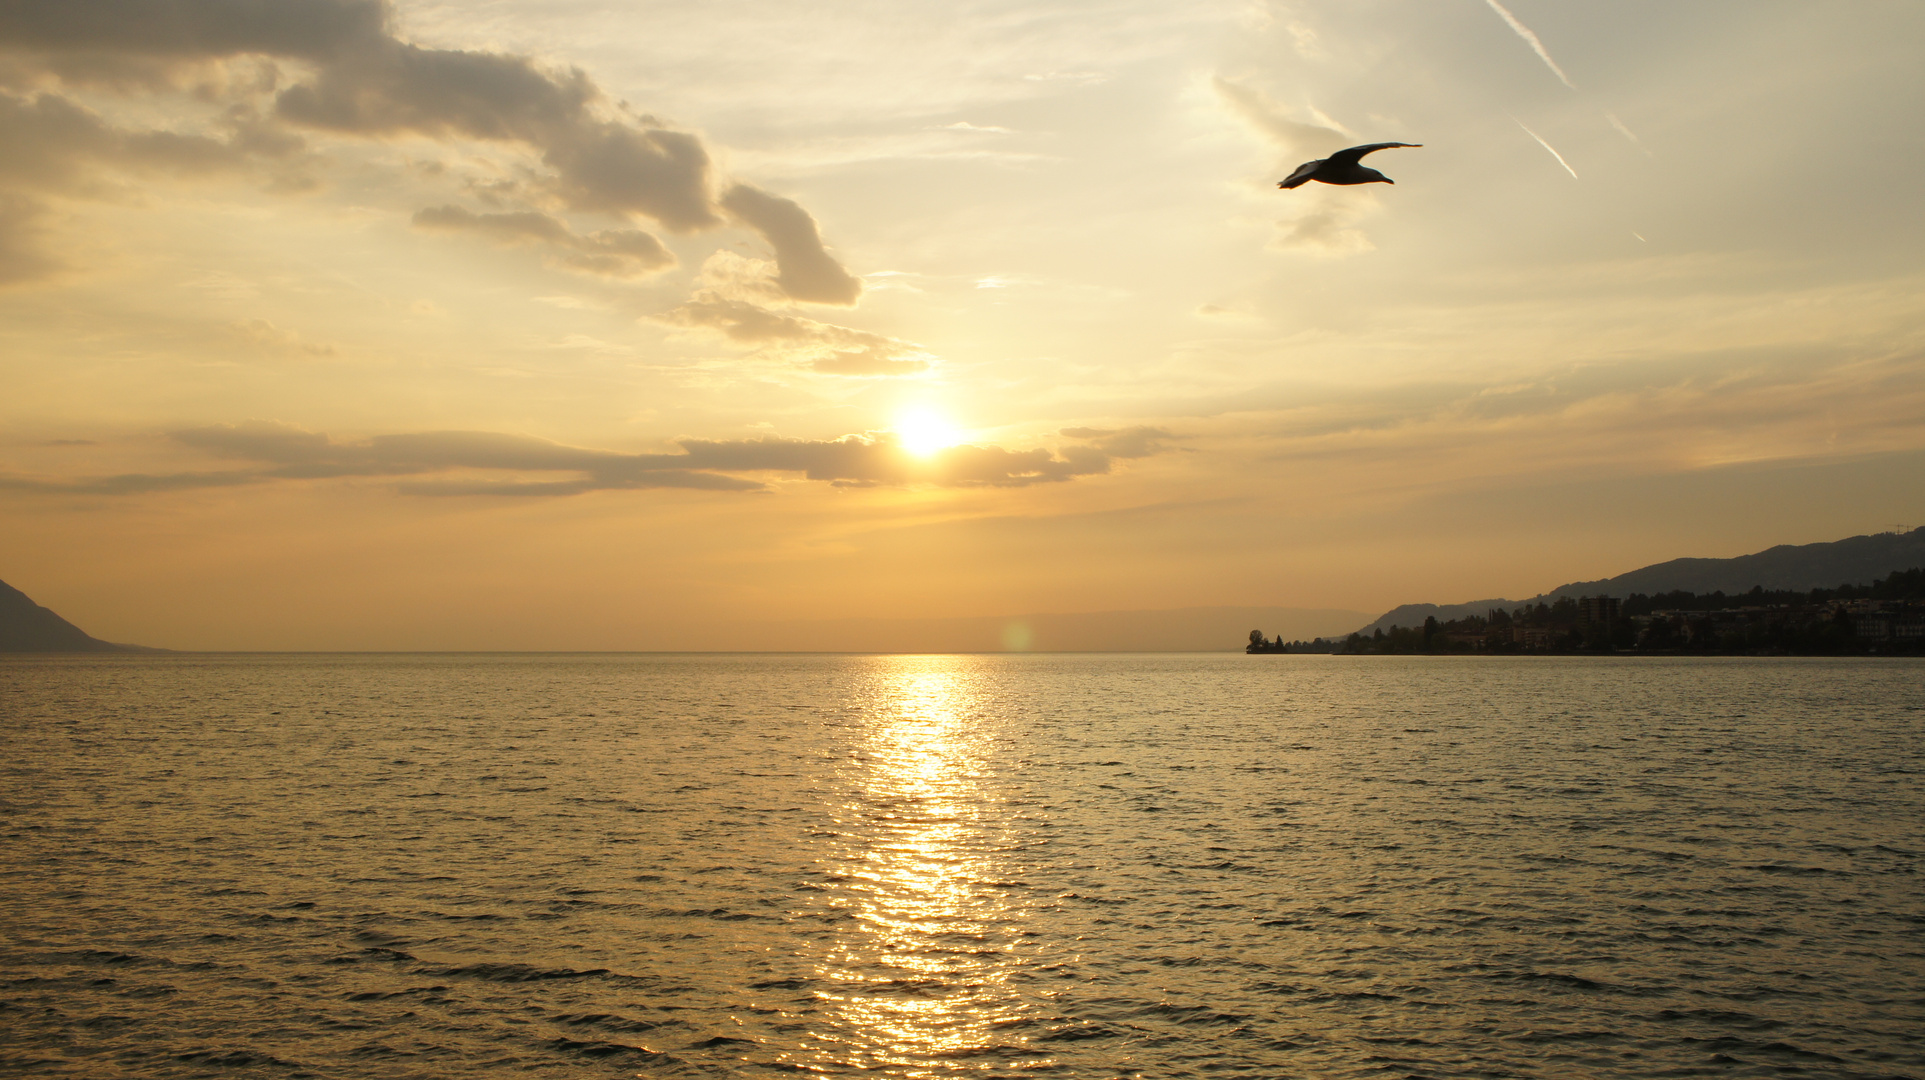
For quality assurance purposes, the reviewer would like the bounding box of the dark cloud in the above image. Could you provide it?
[412,205,672,278]
[169,423,752,490]
[0,90,256,189]
[392,474,746,496]
[719,183,861,305]
[3,420,1170,497]
[0,0,858,297]
[145,423,761,492]
[0,0,385,61]
[269,38,723,230]
[543,124,719,233]
[0,469,264,495]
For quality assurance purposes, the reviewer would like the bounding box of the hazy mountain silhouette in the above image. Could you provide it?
[0,579,146,652]
[1353,527,1925,636]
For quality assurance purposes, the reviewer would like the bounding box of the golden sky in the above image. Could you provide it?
[3,0,1923,649]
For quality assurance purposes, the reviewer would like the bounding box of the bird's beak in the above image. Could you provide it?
[1384,178,1395,184]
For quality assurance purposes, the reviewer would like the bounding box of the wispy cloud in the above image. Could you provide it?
[932,121,1012,134]
[412,205,674,279]
[1213,77,1349,157]
[1514,119,1578,179]
[651,252,927,376]
[1483,0,1576,90]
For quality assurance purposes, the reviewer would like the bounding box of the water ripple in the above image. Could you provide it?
[1,653,1921,1078]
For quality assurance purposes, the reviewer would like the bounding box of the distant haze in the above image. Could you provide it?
[678,607,1371,653]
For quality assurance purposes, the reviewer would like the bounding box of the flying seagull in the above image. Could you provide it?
[1278,142,1421,189]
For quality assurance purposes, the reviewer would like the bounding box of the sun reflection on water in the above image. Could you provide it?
[811,656,1047,1075]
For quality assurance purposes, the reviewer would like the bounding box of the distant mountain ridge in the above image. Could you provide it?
[0,579,143,652]
[1353,527,1925,637]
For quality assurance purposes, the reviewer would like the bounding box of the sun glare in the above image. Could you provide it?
[894,409,962,457]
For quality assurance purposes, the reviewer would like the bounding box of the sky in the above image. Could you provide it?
[2,0,1923,650]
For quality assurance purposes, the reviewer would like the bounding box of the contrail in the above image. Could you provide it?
[1484,0,1575,89]
[1515,119,1578,179]
[1604,110,1652,156]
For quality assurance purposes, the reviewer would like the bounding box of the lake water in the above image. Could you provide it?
[2,653,1922,1079]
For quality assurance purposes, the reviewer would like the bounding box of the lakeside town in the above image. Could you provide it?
[1251,567,1925,655]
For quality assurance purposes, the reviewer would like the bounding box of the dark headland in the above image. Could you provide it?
[0,579,152,653]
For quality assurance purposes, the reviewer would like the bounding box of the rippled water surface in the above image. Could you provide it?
[3,654,1922,1079]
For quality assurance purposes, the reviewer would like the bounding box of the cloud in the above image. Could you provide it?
[0,0,859,299]
[167,422,765,491]
[0,1,712,227]
[0,81,311,283]
[229,317,336,357]
[1022,71,1104,85]
[719,183,861,305]
[0,0,385,63]
[411,205,673,278]
[0,469,265,495]
[3,419,1172,496]
[1213,76,1348,159]
[274,44,723,232]
[656,295,929,375]
[0,90,283,191]
[0,87,320,283]
[1213,77,1378,256]
[1482,0,1576,90]
[1271,197,1376,256]
[652,252,927,375]
[672,436,1112,488]
[1059,426,1180,458]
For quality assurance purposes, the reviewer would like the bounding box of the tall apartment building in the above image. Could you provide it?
[1578,595,1621,626]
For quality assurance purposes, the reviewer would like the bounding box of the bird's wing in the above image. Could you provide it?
[1327,142,1421,166]
[1277,158,1324,189]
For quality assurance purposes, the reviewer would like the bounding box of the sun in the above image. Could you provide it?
[894,408,963,457]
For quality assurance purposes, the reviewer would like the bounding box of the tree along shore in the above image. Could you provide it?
[1248,568,1925,656]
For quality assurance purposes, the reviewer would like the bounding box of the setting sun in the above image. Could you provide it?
[894,409,963,457]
